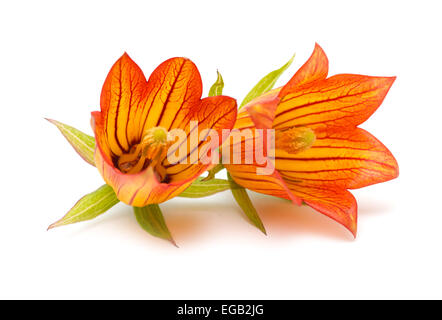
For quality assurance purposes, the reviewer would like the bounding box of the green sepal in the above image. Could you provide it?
[239,54,295,108]
[133,204,176,246]
[202,163,224,181]
[179,177,240,198]
[48,184,119,229]
[47,118,96,166]
[208,70,224,97]
[227,173,266,235]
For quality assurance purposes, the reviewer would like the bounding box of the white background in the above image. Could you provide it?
[1,0,441,299]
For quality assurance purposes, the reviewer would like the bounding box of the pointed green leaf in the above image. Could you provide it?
[208,70,224,97]
[227,173,266,235]
[178,177,239,198]
[239,54,295,108]
[48,184,119,229]
[133,204,176,246]
[47,118,96,166]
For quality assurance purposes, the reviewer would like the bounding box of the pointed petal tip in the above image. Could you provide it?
[119,52,136,64]
[348,224,357,239]
[388,76,397,85]
[378,76,397,93]
[342,209,358,239]
[313,42,325,53]
[279,42,329,98]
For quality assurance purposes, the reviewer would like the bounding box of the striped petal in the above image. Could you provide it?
[100,53,148,156]
[99,54,203,156]
[225,162,302,205]
[243,88,280,129]
[244,43,328,130]
[223,44,398,237]
[224,120,302,204]
[234,108,258,131]
[273,74,396,130]
[140,57,202,132]
[278,43,329,97]
[92,111,196,206]
[284,183,358,236]
[276,128,399,189]
[163,95,237,182]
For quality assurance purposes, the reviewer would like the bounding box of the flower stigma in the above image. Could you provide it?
[275,126,316,154]
[117,126,173,181]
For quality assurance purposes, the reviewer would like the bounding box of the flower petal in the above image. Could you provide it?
[92,111,194,206]
[273,74,396,130]
[100,53,149,155]
[225,162,302,204]
[276,128,399,189]
[223,125,302,205]
[243,88,280,129]
[234,108,258,130]
[141,57,202,132]
[285,184,358,236]
[278,43,329,97]
[244,44,328,129]
[99,55,203,156]
[164,95,237,182]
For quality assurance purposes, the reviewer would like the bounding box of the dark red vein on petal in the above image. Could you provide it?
[275,88,380,120]
[155,60,186,127]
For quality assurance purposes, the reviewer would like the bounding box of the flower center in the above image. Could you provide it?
[117,127,173,180]
[275,127,316,154]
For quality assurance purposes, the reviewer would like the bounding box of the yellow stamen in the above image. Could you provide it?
[117,126,173,181]
[276,126,316,154]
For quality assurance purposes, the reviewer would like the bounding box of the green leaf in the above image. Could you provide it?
[46,118,96,166]
[227,173,266,235]
[178,177,239,198]
[208,70,224,97]
[239,54,295,108]
[48,184,119,229]
[133,204,176,246]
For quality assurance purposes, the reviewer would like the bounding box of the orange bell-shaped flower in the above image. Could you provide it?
[92,54,237,207]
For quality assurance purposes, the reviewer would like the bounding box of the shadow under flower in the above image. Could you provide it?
[164,192,356,243]
[248,193,354,241]
[63,191,393,245]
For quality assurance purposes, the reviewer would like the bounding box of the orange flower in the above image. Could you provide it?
[225,44,398,236]
[92,54,237,207]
